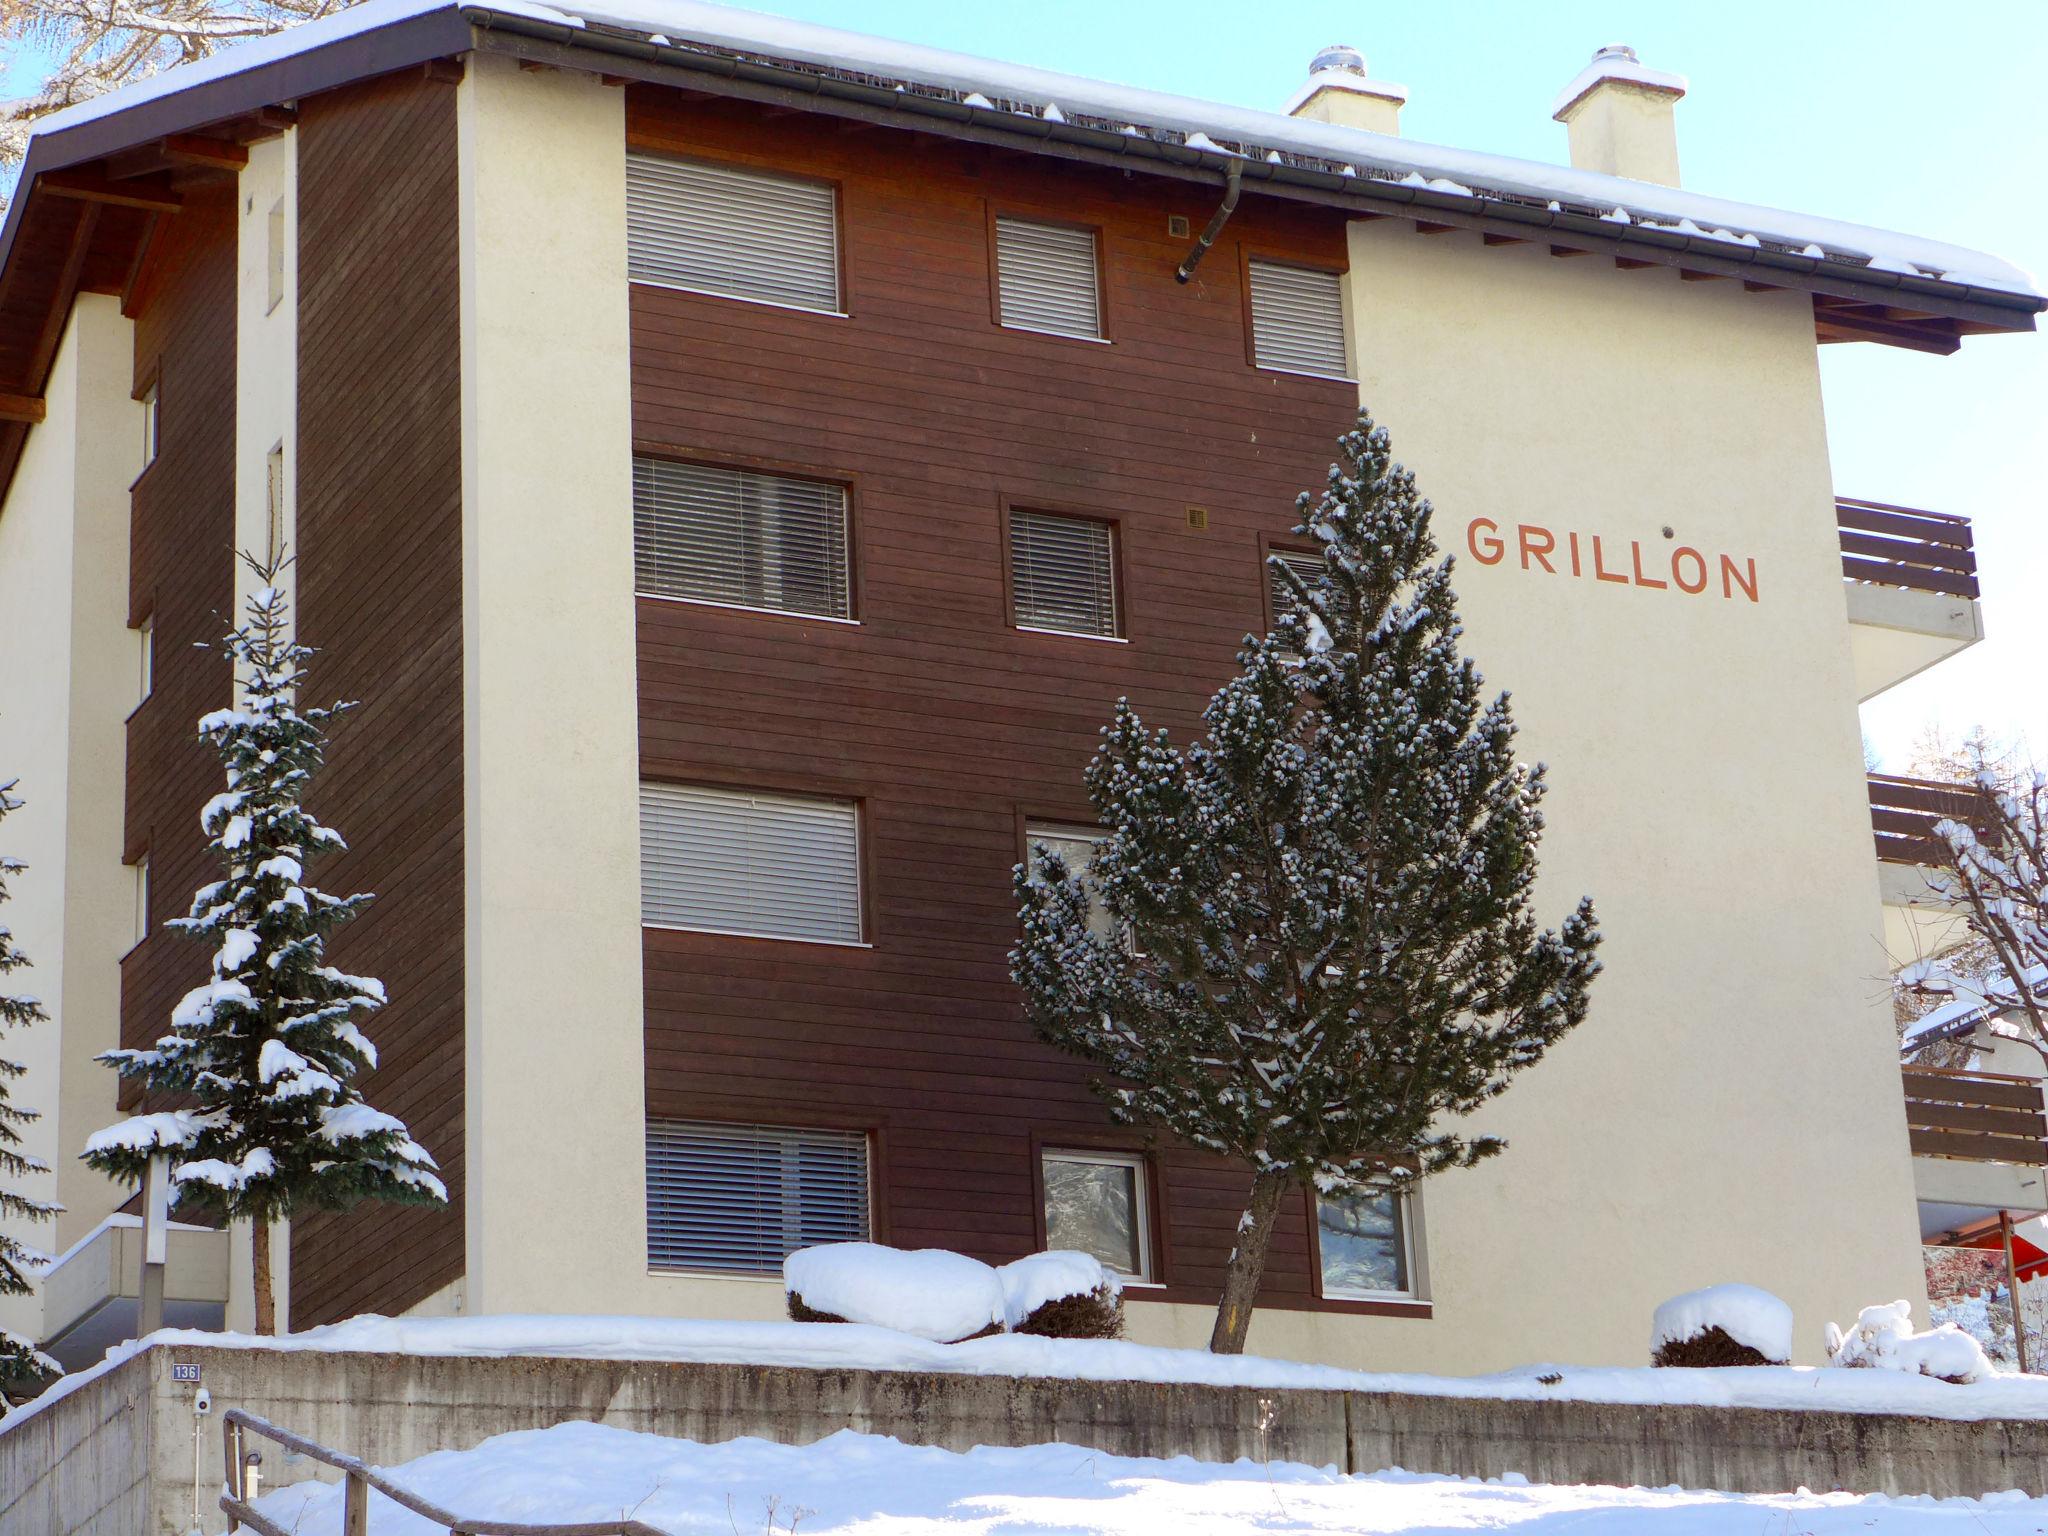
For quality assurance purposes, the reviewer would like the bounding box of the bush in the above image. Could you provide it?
[1010,1282,1125,1339]
[1651,1325,1780,1368]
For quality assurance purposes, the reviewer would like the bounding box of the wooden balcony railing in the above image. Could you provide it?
[1903,1067,2048,1166]
[1839,498,1979,600]
[1869,772,1996,867]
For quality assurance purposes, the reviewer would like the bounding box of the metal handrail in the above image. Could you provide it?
[221,1407,666,1536]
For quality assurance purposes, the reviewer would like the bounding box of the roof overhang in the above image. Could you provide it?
[0,1,2039,505]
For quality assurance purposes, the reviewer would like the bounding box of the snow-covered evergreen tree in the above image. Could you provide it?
[1012,414,1601,1354]
[84,556,444,1334]
[0,780,59,1383]
[1901,745,2048,1048]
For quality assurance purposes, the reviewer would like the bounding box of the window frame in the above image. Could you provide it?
[132,613,153,712]
[1239,249,1355,383]
[644,1115,877,1277]
[639,778,872,949]
[128,851,150,953]
[1035,1143,1158,1285]
[625,147,852,320]
[134,371,160,483]
[265,197,286,316]
[1307,1182,1428,1306]
[631,449,860,626]
[1260,535,1326,634]
[985,206,1111,345]
[999,498,1128,644]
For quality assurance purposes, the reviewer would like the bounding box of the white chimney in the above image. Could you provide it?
[1551,44,1687,186]
[1285,44,1408,137]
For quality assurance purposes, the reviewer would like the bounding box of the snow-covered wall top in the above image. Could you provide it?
[28,0,2042,301]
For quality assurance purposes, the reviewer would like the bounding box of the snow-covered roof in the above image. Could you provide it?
[1901,963,2048,1056]
[18,0,2044,307]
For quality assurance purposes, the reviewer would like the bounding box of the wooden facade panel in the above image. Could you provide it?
[628,94,1357,1309]
[119,188,237,1106]
[288,70,466,1327]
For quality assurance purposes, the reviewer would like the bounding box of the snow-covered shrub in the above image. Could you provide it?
[998,1251,1124,1339]
[1825,1300,1995,1384]
[783,1243,1005,1344]
[1650,1284,1792,1367]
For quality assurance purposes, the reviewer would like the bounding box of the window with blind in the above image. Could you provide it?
[627,152,842,314]
[1009,509,1119,638]
[641,782,862,944]
[1267,547,1325,625]
[634,458,852,620]
[647,1119,869,1273]
[1248,260,1350,379]
[994,217,1102,339]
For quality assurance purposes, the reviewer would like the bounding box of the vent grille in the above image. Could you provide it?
[1009,509,1118,637]
[647,1120,869,1273]
[994,217,1102,339]
[1248,260,1349,378]
[627,152,841,314]
[641,782,861,944]
[634,458,851,620]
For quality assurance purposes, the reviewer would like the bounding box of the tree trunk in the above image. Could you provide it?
[251,1218,276,1336]
[1208,1167,1293,1354]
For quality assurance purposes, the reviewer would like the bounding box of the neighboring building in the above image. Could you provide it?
[0,4,2036,1373]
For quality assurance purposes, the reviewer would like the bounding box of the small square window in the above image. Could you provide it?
[1316,1186,1414,1299]
[994,217,1102,340]
[1247,260,1351,380]
[130,854,150,948]
[139,381,159,469]
[1009,509,1119,639]
[266,198,286,315]
[1042,1149,1151,1280]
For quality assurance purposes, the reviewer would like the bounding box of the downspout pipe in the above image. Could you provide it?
[1175,160,1242,284]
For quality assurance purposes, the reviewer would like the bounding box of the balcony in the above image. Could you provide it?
[1906,1066,2048,1239]
[1840,498,1984,701]
[1870,772,1991,963]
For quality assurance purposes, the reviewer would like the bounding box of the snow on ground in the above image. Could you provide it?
[21,1312,2048,1435]
[254,1422,2048,1535]
[1651,1283,1794,1362]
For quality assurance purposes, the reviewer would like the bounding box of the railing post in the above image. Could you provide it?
[2004,1211,2031,1374]
[343,1469,370,1536]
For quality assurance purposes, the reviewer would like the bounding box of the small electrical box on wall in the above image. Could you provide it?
[1185,506,1210,531]
[1168,215,1191,239]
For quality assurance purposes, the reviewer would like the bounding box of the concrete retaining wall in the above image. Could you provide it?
[6,1343,2048,1534]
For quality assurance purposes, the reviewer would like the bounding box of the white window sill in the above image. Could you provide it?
[1323,1289,1426,1305]
[636,592,859,626]
[1255,363,1357,384]
[1000,322,1112,345]
[1014,625,1129,644]
[643,921,872,950]
[630,277,850,321]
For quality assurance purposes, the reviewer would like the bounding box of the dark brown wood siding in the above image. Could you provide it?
[120,188,237,1118]
[628,95,1374,1311]
[289,70,466,1327]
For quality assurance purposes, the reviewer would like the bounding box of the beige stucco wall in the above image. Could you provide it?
[1558,82,1683,187]
[1294,224,1929,1369]
[0,294,140,1341]
[457,54,649,1313]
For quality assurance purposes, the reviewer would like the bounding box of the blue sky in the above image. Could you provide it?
[6,2,2041,766]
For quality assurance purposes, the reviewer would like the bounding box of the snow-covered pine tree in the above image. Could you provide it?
[1,0,355,180]
[0,780,59,1383]
[83,555,444,1334]
[1012,413,1601,1354]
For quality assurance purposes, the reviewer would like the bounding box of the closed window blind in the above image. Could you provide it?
[995,217,1102,339]
[641,783,861,943]
[1267,548,1325,621]
[1010,510,1118,637]
[627,152,841,313]
[1248,260,1349,378]
[648,1120,869,1273]
[635,458,851,620]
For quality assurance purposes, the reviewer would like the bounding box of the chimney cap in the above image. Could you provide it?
[1284,46,1410,116]
[1551,44,1687,122]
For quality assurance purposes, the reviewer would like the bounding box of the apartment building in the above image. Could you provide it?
[0,2,2036,1374]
